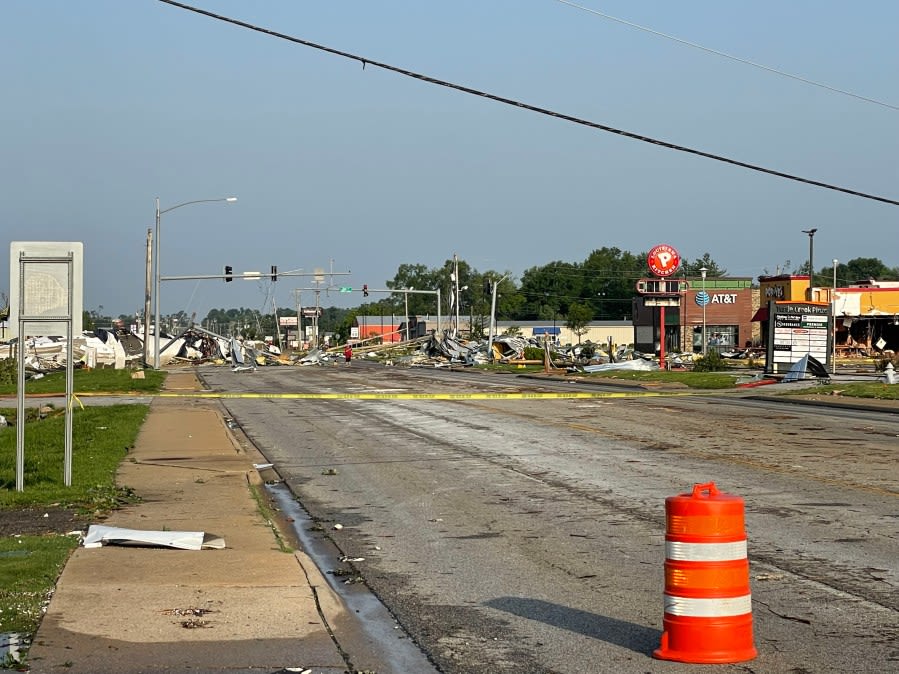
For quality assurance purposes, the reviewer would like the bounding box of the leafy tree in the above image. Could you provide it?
[681,253,727,278]
[519,261,584,320]
[843,257,897,282]
[582,247,644,320]
[566,302,592,344]
[386,263,441,315]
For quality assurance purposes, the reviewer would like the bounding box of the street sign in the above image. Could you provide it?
[339,287,353,292]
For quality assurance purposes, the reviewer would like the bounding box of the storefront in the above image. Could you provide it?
[758,274,899,356]
[633,277,759,354]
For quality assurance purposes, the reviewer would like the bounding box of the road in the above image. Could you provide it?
[198,363,899,674]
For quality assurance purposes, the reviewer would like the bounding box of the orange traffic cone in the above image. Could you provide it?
[653,481,757,664]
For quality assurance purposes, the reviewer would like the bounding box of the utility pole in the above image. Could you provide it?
[404,289,411,341]
[293,289,302,349]
[453,253,460,337]
[143,228,153,367]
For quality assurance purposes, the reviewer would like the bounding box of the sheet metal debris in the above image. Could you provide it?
[83,525,225,550]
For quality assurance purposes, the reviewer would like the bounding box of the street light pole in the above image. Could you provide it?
[802,228,818,296]
[487,274,509,362]
[153,196,237,368]
[700,267,708,356]
[832,258,838,374]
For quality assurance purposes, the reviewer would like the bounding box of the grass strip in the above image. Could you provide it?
[0,404,149,641]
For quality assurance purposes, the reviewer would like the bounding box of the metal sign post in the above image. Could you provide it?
[10,242,83,491]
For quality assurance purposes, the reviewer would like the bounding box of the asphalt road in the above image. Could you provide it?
[199,363,899,674]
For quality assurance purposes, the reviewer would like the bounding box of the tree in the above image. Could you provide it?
[566,302,592,344]
[681,253,727,277]
[519,261,584,320]
[386,263,441,315]
[582,247,644,320]
[843,257,897,282]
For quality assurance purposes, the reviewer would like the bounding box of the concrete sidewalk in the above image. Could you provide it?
[26,372,369,674]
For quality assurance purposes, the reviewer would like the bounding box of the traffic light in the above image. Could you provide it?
[363,284,369,297]
[224,265,233,282]
[270,265,278,282]
[483,278,491,295]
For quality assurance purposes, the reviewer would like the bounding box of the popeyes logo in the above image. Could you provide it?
[647,244,681,277]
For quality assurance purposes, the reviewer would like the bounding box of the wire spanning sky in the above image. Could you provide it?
[2,1,897,319]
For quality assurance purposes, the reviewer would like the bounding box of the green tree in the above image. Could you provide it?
[681,253,728,277]
[582,247,644,320]
[566,302,592,344]
[519,261,584,320]
[843,257,897,282]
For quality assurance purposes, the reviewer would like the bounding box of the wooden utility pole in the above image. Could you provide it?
[143,228,153,367]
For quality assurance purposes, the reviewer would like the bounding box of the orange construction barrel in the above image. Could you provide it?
[653,481,757,663]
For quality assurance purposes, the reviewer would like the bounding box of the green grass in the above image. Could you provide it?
[0,366,165,396]
[0,405,148,508]
[0,535,79,635]
[0,366,164,656]
[782,381,899,400]
[580,369,741,389]
[0,402,152,644]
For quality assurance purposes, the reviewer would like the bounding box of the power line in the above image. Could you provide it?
[552,0,898,112]
[157,0,899,207]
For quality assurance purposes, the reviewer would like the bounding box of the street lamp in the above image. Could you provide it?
[832,258,838,374]
[153,196,237,368]
[487,275,510,361]
[802,228,818,294]
[699,267,708,356]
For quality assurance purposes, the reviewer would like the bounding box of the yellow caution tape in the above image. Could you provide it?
[141,391,681,400]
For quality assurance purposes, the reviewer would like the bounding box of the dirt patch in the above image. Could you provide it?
[0,507,88,537]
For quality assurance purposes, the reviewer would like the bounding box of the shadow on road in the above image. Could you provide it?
[485,597,660,655]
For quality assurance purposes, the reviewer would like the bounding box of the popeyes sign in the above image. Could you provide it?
[647,244,681,277]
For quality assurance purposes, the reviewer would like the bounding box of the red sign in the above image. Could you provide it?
[647,244,681,277]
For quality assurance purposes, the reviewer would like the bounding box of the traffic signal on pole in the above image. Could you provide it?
[224,265,233,282]
[484,278,491,295]
[271,265,278,282]
[363,284,369,297]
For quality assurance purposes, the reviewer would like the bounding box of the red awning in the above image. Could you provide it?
[750,307,769,322]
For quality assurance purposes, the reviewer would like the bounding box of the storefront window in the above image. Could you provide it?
[693,325,739,352]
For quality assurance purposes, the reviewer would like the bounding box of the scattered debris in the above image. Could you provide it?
[162,607,215,617]
[322,468,339,476]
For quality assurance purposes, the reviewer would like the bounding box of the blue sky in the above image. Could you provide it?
[3,1,897,320]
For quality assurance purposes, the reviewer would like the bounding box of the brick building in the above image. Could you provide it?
[633,277,760,354]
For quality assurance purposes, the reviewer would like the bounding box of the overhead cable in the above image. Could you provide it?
[157,0,899,207]
[552,0,898,112]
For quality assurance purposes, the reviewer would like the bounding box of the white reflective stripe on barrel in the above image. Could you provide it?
[664,594,753,617]
[666,540,747,562]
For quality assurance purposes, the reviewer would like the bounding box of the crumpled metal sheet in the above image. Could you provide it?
[83,524,225,550]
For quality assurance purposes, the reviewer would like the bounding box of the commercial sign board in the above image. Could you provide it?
[766,301,831,373]
[647,244,681,277]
